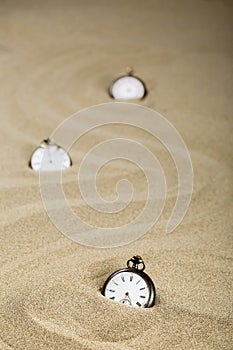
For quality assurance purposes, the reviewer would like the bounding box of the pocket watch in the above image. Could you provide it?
[109,67,147,100]
[29,138,72,171]
[102,256,156,308]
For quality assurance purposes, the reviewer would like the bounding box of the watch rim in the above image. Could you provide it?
[108,75,148,100]
[101,267,156,308]
[29,144,72,170]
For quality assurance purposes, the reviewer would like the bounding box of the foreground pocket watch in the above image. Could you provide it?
[109,67,147,100]
[102,256,156,308]
[29,138,72,172]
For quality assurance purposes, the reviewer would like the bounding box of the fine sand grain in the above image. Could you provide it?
[0,1,232,349]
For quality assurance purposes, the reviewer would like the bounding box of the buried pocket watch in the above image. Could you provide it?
[102,256,156,308]
[109,67,147,100]
[29,138,72,172]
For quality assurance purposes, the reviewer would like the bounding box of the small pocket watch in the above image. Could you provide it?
[29,138,72,172]
[102,256,156,308]
[109,67,147,100]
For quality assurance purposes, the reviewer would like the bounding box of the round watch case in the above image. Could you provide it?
[29,138,72,172]
[109,68,147,100]
[102,256,156,308]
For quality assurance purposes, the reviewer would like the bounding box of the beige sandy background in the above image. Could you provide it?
[0,1,232,349]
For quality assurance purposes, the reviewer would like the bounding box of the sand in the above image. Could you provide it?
[0,1,232,349]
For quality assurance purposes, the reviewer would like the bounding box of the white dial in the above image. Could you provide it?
[110,76,146,100]
[104,271,149,307]
[30,141,71,172]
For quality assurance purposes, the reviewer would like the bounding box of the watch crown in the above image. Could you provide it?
[41,138,52,147]
[135,255,142,260]
[127,255,145,271]
[126,66,134,76]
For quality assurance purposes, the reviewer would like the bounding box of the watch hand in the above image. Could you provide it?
[48,147,52,164]
[124,292,132,303]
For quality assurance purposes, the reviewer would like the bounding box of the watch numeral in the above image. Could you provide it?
[136,279,141,285]
[130,275,133,282]
[113,281,119,286]
[108,289,115,293]
[140,287,146,290]
[136,302,141,307]
[110,296,115,300]
[121,275,125,282]
[140,295,146,299]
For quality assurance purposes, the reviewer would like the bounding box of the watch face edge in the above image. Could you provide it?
[108,75,147,100]
[29,146,41,171]
[29,144,72,171]
[101,267,156,308]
